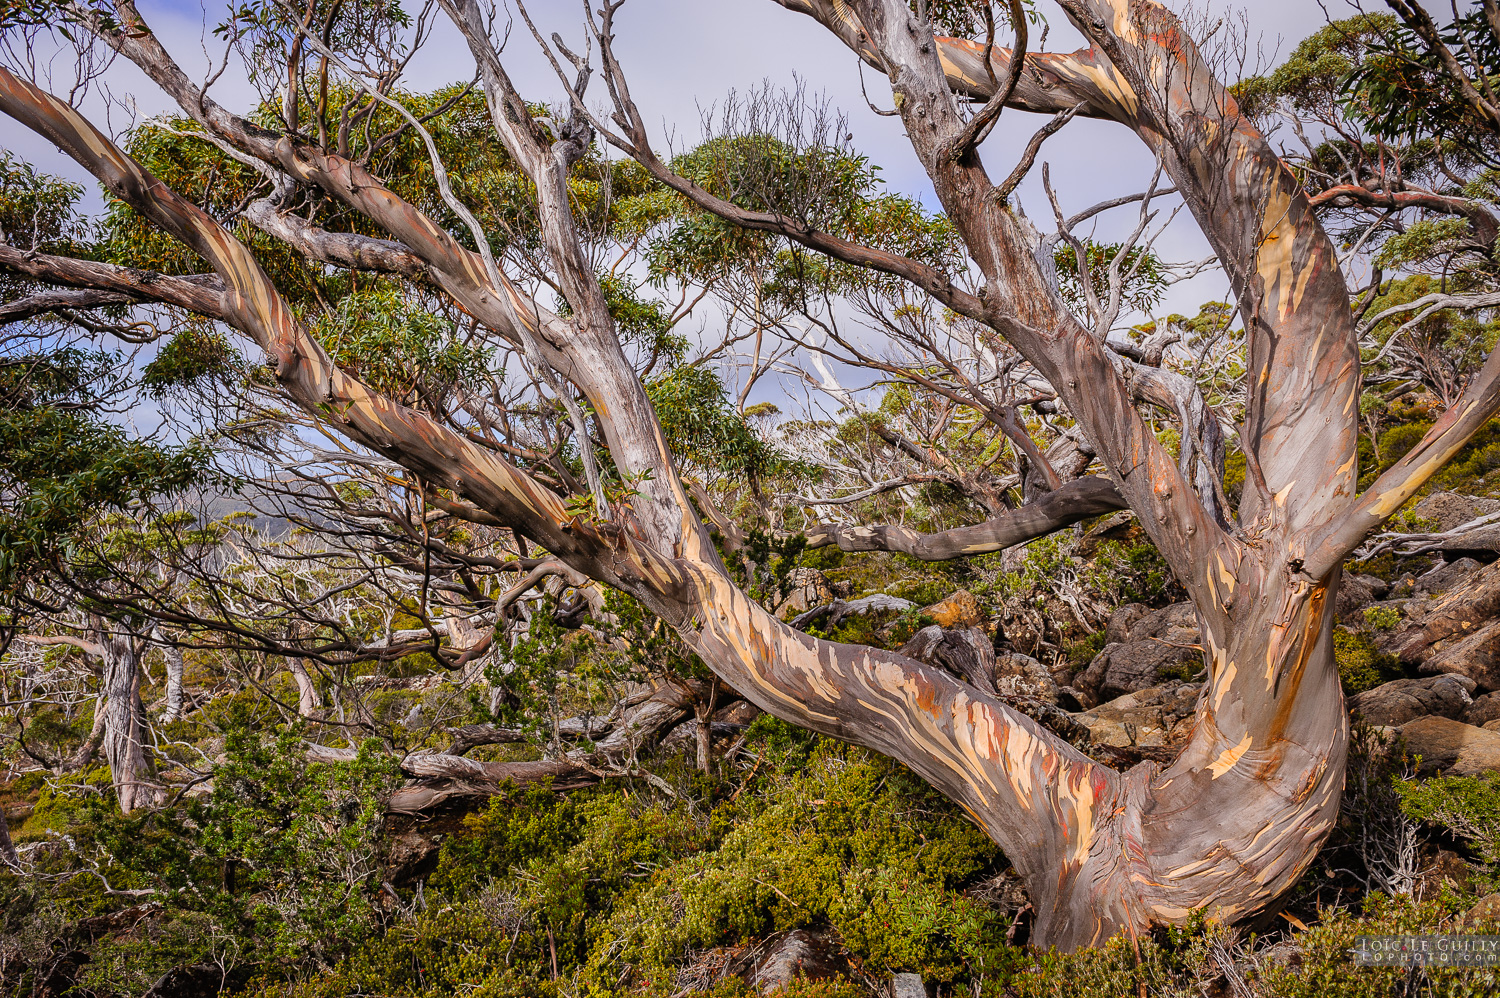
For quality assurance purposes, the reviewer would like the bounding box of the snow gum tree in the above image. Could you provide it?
[5,0,1500,950]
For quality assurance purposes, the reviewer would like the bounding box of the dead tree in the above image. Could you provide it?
[6,0,1500,949]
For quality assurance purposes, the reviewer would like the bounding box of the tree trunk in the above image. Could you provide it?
[287,658,322,717]
[153,626,185,723]
[93,619,153,813]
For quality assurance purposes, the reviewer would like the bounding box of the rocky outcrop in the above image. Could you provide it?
[1075,603,1201,706]
[994,650,1061,704]
[1336,574,1382,624]
[779,568,836,619]
[890,973,931,998]
[1347,675,1475,726]
[1389,716,1500,776]
[920,590,985,628]
[1073,681,1200,752]
[1379,559,1500,691]
[1410,491,1500,554]
[1466,691,1500,729]
[1415,557,1485,596]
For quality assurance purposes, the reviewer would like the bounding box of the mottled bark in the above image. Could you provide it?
[0,800,18,869]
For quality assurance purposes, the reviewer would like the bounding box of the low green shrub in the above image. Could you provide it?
[1335,628,1404,696]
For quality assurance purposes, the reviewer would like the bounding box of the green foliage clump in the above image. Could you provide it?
[270,718,1009,998]
[141,326,242,399]
[586,718,1010,989]
[0,348,210,588]
[1065,631,1107,669]
[1052,240,1166,318]
[883,577,952,607]
[1335,627,1405,696]
[1398,771,1500,870]
[315,287,491,407]
[0,152,84,260]
[1363,604,1402,632]
[646,365,782,485]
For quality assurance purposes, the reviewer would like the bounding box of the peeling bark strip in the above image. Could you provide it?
[9,0,1500,951]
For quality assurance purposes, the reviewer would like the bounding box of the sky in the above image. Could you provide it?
[3,0,1375,409]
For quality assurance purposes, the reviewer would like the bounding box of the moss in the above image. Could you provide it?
[797,544,845,571]
[1335,627,1404,696]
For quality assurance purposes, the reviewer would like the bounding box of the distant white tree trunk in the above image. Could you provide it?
[153,626,185,722]
[287,658,322,717]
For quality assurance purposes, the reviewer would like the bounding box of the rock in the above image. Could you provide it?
[1347,675,1476,726]
[1351,573,1391,599]
[1391,715,1500,775]
[1466,691,1500,727]
[1416,557,1484,596]
[1407,490,1500,555]
[1336,575,1379,623]
[920,590,985,628]
[779,568,835,619]
[1256,939,1303,971]
[747,929,850,993]
[994,651,1061,705]
[1381,559,1500,691]
[1459,892,1500,927]
[1074,681,1201,750]
[1076,603,1201,704]
[890,973,930,998]
[1104,603,1151,646]
[1412,491,1500,532]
